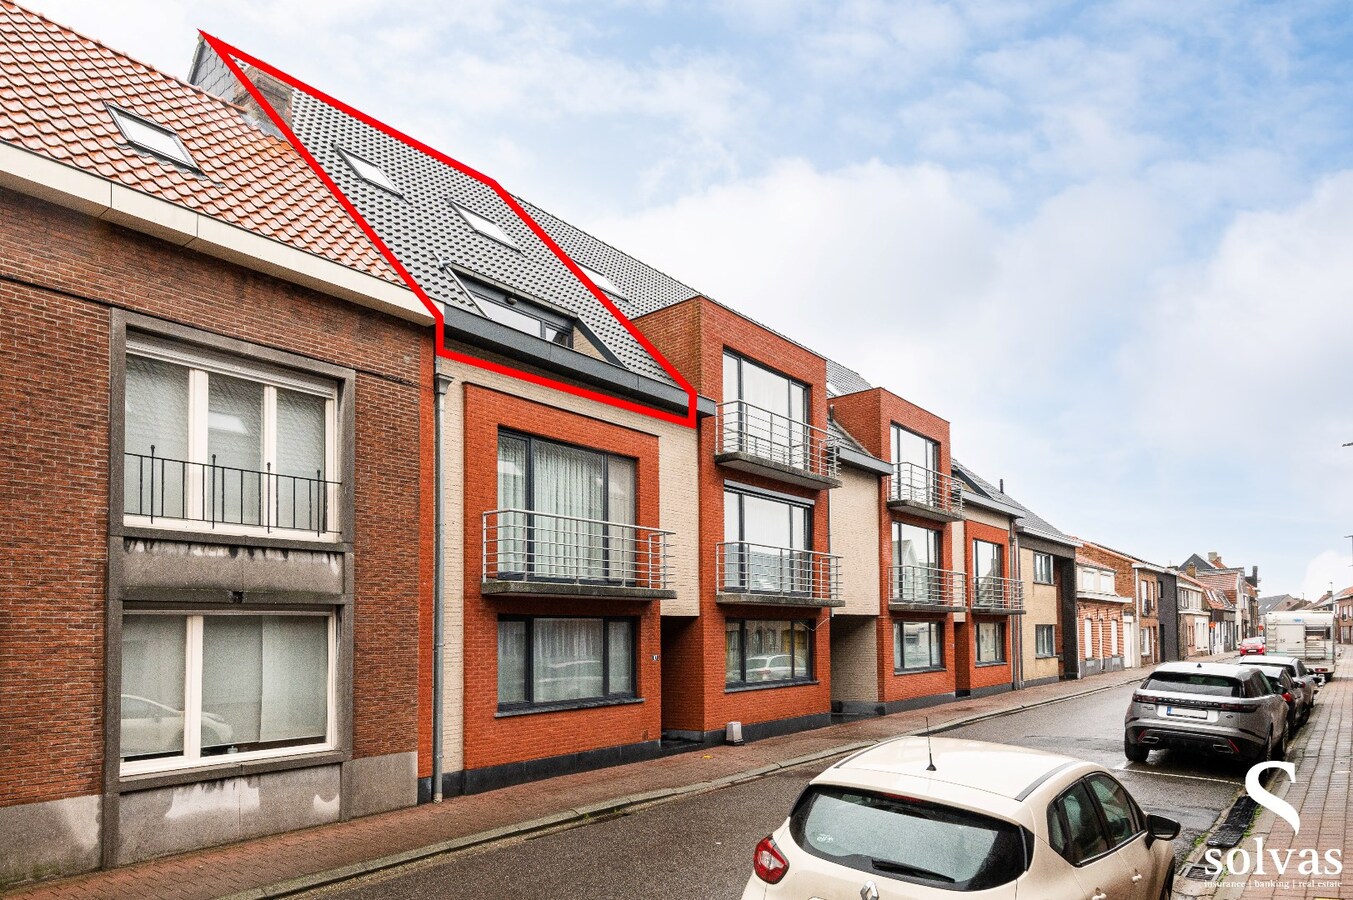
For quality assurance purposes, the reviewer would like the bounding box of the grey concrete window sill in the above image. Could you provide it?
[725,679,819,694]
[894,666,946,676]
[495,696,644,718]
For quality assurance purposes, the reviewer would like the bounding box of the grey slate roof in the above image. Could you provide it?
[284,91,674,384]
[952,459,1078,546]
[826,359,873,396]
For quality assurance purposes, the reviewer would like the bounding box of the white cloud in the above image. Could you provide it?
[1301,549,1350,602]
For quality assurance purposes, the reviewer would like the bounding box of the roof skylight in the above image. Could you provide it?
[450,202,518,249]
[336,147,402,196]
[576,263,626,299]
[108,106,197,169]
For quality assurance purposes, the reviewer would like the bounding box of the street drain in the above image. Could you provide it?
[1181,862,1220,881]
[1205,795,1259,850]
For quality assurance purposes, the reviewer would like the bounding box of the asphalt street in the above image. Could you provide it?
[305,682,1245,900]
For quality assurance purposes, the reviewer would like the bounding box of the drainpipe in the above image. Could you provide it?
[432,373,452,802]
[1009,518,1022,690]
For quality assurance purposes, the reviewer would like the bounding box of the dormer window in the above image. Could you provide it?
[108,105,197,169]
[335,147,402,196]
[576,263,626,300]
[462,278,571,347]
[450,201,517,249]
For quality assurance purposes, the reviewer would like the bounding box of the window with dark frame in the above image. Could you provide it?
[976,620,1006,664]
[495,432,636,584]
[1035,624,1057,658]
[894,620,943,672]
[462,277,573,347]
[1033,552,1055,585]
[496,615,636,710]
[725,619,813,686]
[723,488,812,595]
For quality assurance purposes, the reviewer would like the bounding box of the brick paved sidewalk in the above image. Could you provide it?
[1210,655,1353,900]
[6,664,1163,900]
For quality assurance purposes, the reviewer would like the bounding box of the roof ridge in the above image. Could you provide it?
[514,194,709,302]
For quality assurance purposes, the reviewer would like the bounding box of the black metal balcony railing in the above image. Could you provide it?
[716,541,840,603]
[890,564,965,608]
[716,400,838,480]
[889,462,963,517]
[972,574,1024,611]
[483,509,673,589]
[124,449,338,536]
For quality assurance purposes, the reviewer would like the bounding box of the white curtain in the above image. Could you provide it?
[275,388,326,530]
[120,615,187,760]
[606,457,636,583]
[207,373,264,525]
[532,442,605,580]
[200,615,328,753]
[124,356,190,519]
[496,436,528,575]
[607,621,633,694]
[533,618,605,702]
[497,620,527,704]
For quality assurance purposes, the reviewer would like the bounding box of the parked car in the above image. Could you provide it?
[1124,662,1289,765]
[741,737,1179,900]
[745,653,793,682]
[120,694,233,759]
[1236,655,1318,726]
[1250,668,1301,734]
[1239,636,1266,655]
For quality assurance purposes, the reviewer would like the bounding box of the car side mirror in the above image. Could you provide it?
[1146,814,1181,844]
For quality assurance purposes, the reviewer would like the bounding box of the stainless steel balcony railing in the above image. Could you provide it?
[716,400,838,480]
[971,574,1024,611]
[890,565,966,608]
[716,541,840,604]
[482,509,673,589]
[889,462,963,517]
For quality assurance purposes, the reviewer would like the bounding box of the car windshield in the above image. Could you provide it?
[789,786,1028,891]
[1142,672,1241,697]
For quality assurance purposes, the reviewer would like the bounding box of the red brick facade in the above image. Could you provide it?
[459,384,664,769]
[636,298,834,735]
[0,187,431,806]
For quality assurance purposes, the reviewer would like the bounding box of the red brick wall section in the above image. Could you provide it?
[460,384,663,769]
[0,188,430,806]
[634,298,837,733]
[1076,601,1126,660]
[831,388,952,478]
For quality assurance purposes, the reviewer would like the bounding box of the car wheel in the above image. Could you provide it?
[1271,726,1287,761]
[1125,736,1149,763]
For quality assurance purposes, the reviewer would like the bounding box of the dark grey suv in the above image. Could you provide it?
[1236,655,1319,727]
[1124,662,1289,765]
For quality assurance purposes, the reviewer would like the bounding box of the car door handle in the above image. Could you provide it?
[1091,892,1107,900]
[1132,872,1144,882]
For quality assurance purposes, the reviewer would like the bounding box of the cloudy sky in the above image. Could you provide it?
[28,0,1353,597]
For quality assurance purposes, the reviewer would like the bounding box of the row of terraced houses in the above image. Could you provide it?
[0,4,1261,884]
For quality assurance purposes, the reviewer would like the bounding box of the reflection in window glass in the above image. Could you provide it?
[120,616,187,761]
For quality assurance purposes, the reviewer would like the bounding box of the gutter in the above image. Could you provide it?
[432,373,452,802]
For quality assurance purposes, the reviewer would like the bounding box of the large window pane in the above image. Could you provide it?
[125,356,190,519]
[898,621,941,671]
[496,435,528,574]
[207,373,264,525]
[120,615,187,761]
[200,615,328,755]
[791,622,811,678]
[533,618,604,703]
[745,620,792,682]
[275,388,327,531]
[606,457,636,582]
[977,621,1005,663]
[725,620,742,684]
[608,620,633,695]
[497,620,527,705]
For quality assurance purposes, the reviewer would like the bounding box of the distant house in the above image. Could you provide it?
[1258,594,1304,616]
[1335,587,1353,644]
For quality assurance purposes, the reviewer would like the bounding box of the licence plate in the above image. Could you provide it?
[1165,706,1208,719]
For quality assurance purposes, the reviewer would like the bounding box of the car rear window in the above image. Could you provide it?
[789,786,1029,891]
[1141,672,1241,697]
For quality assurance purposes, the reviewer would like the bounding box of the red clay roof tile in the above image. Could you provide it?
[0,1,396,285]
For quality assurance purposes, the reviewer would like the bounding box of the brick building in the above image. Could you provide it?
[1073,546,1131,675]
[951,462,1023,696]
[0,3,434,881]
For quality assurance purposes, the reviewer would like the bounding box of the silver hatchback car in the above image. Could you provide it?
[1125,662,1289,765]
